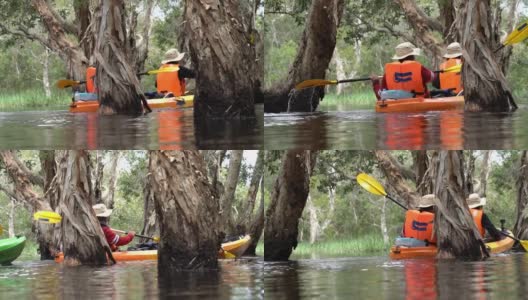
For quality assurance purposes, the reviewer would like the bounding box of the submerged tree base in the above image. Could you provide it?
[264,87,324,113]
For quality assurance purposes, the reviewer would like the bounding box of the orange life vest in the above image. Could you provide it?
[86,67,97,93]
[439,58,462,94]
[156,64,186,96]
[403,210,436,243]
[385,61,425,97]
[470,208,486,237]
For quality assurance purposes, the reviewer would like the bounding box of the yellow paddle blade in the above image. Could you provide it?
[224,251,236,259]
[56,79,82,89]
[146,67,180,75]
[294,79,338,90]
[504,21,528,46]
[356,173,387,196]
[153,237,160,243]
[33,211,62,224]
[520,240,528,252]
[443,64,462,73]
[0,225,3,236]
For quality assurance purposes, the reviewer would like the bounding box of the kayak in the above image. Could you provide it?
[55,234,251,263]
[69,95,194,113]
[389,230,515,259]
[375,96,464,113]
[0,236,26,265]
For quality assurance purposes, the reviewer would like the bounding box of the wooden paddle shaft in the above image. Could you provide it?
[337,77,371,84]
[112,229,153,240]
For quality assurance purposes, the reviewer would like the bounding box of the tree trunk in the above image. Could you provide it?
[42,48,51,98]
[454,0,517,112]
[150,151,220,270]
[333,46,346,95]
[141,153,158,241]
[237,150,265,235]
[39,150,56,194]
[432,151,489,259]
[375,151,420,208]
[184,0,259,119]
[8,198,15,238]
[103,151,120,209]
[306,194,319,244]
[264,0,345,113]
[264,150,317,261]
[514,151,528,239]
[413,151,432,195]
[47,151,114,266]
[478,151,492,197]
[220,150,243,234]
[465,151,476,195]
[94,151,105,204]
[94,0,147,115]
[128,0,155,72]
[244,177,265,256]
[204,150,227,197]
[380,198,389,246]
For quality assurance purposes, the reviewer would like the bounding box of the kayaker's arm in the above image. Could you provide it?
[482,214,503,241]
[179,67,196,79]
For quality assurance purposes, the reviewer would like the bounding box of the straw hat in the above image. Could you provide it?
[467,193,486,208]
[392,42,422,60]
[161,48,185,64]
[93,203,113,217]
[443,42,463,59]
[418,194,437,208]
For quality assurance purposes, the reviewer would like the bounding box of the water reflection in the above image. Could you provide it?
[0,105,263,149]
[265,106,528,149]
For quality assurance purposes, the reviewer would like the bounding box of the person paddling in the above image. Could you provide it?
[432,42,463,97]
[93,203,135,251]
[467,194,503,242]
[371,42,436,100]
[155,48,196,98]
[400,194,437,246]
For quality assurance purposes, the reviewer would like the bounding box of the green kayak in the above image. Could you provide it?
[0,236,26,265]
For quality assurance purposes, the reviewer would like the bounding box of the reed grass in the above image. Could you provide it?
[292,235,390,258]
[0,89,71,111]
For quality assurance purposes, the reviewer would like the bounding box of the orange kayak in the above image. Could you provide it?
[389,230,515,259]
[375,96,464,113]
[55,234,251,263]
[69,95,194,113]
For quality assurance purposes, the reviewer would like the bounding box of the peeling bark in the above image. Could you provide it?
[244,177,265,256]
[150,151,220,270]
[141,154,157,242]
[514,151,528,239]
[103,151,120,209]
[264,150,317,261]
[237,150,265,235]
[375,151,420,208]
[220,150,243,234]
[413,151,432,195]
[478,151,492,197]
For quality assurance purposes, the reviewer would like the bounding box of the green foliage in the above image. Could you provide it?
[292,234,389,258]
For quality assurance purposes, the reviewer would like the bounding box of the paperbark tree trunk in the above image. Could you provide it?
[264,150,317,261]
[103,151,120,209]
[8,199,15,238]
[150,151,220,270]
[478,151,492,197]
[39,150,56,194]
[204,150,227,197]
[514,151,528,239]
[48,151,114,266]
[375,151,420,208]
[141,154,157,242]
[244,177,265,256]
[453,0,517,112]
[432,151,489,259]
[220,150,244,234]
[236,150,265,235]
[264,0,345,113]
[184,0,259,119]
[413,151,432,195]
[94,0,147,115]
[94,151,105,204]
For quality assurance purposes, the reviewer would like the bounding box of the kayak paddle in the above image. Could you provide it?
[112,229,160,243]
[496,20,528,52]
[497,231,528,251]
[56,67,181,89]
[33,211,62,224]
[295,65,462,90]
[356,173,408,210]
[0,225,3,235]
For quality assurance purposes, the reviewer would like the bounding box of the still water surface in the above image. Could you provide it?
[265,104,528,149]
[0,105,263,149]
[0,259,263,299]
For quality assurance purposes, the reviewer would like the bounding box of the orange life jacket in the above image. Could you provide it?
[439,58,462,94]
[470,208,486,237]
[385,61,425,97]
[86,67,97,93]
[156,64,186,96]
[403,210,436,243]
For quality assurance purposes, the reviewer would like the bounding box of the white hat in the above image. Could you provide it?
[467,193,486,208]
[418,194,437,208]
[443,42,463,59]
[392,42,422,60]
[93,203,113,217]
[161,48,185,64]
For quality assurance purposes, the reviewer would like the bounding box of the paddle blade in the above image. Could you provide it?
[33,211,62,224]
[520,240,528,252]
[443,64,462,73]
[356,173,387,196]
[0,225,3,236]
[145,67,180,75]
[504,21,528,46]
[294,79,338,90]
[153,237,160,243]
[223,251,236,259]
[56,80,81,89]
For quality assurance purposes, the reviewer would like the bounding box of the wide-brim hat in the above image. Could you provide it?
[93,203,112,217]
[418,194,437,208]
[392,42,422,60]
[161,48,185,64]
[444,42,463,58]
[467,193,486,208]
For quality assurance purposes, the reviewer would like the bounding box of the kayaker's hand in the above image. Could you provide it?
[129,231,136,237]
[370,75,381,82]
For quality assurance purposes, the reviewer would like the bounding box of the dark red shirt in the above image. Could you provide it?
[372,65,436,100]
[101,224,134,248]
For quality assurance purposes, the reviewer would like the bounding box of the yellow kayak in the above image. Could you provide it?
[69,95,194,113]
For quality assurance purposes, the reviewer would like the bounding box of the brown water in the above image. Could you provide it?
[264,106,528,150]
[0,105,263,149]
[264,253,528,299]
[0,259,263,299]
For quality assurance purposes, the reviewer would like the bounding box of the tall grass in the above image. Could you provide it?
[292,235,390,258]
[0,89,71,111]
[320,89,376,110]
